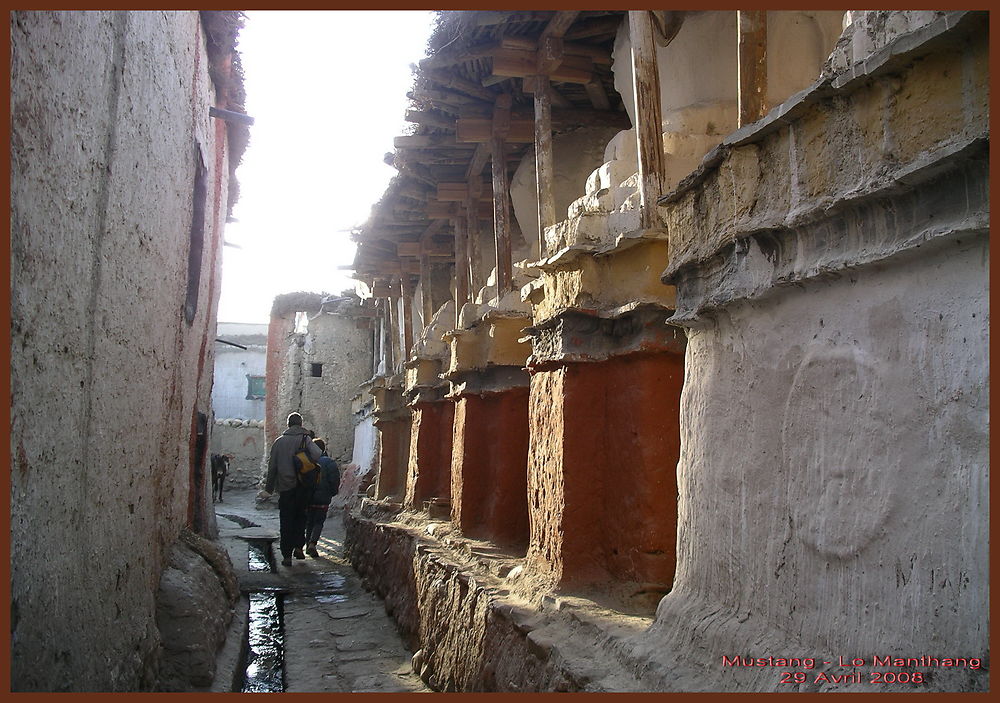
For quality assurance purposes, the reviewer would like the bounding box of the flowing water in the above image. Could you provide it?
[239,539,285,693]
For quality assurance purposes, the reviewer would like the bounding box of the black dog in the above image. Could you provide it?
[211,454,230,502]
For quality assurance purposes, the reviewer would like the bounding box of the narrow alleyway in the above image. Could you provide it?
[212,488,429,693]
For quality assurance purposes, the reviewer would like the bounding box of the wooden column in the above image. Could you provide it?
[530,76,556,258]
[387,279,402,374]
[465,185,482,300]
[738,11,767,128]
[374,298,384,375]
[452,215,469,328]
[381,298,394,374]
[419,252,435,327]
[491,94,514,293]
[628,10,667,230]
[400,274,415,361]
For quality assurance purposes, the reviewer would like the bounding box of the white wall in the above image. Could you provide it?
[212,345,266,420]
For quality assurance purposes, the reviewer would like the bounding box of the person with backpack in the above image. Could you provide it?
[303,438,341,557]
[261,412,322,566]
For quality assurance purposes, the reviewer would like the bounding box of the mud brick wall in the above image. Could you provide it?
[11,11,233,690]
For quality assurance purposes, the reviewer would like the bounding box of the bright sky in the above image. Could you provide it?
[217,10,438,323]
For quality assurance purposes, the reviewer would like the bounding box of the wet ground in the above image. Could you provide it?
[213,488,430,693]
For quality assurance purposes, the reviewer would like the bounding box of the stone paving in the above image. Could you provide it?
[213,488,429,693]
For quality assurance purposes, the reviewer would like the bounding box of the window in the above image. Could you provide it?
[246,375,265,400]
[310,363,323,378]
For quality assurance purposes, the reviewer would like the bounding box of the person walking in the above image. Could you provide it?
[261,412,322,566]
[304,438,341,557]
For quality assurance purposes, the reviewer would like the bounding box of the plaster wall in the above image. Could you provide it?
[264,313,296,446]
[351,411,378,473]
[526,352,684,608]
[211,344,266,421]
[542,10,846,234]
[374,415,412,501]
[298,312,374,462]
[642,238,988,691]
[11,10,230,690]
[639,13,989,691]
[613,11,845,131]
[404,401,455,509]
[510,126,622,259]
[450,390,530,547]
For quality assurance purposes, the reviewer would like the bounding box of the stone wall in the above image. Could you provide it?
[345,509,655,692]
[209,421,266,489]
[10,10,240,690]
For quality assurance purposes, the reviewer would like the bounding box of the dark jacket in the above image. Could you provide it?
[309,456,341,506]
[264,426,322,494]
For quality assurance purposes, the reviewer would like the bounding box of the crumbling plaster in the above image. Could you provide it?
[632,11,989,692]
[11,10,230,690]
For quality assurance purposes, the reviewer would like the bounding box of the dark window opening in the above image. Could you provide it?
[310,363,323,378]
[184,145,208,325]
[246,375,265,400]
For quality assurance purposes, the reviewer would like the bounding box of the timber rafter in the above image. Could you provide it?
[352,10,628,288]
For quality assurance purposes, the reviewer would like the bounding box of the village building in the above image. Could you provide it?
[11,10,249,690]
[345,10,988,692]
[9,8,988,694]
[262,292,374,466]
[211,322,268,489]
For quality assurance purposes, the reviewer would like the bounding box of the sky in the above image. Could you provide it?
[217,10,438,324]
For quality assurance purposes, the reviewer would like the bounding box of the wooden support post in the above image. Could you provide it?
[452,215,469,328]
[491,94,514,293]
[527,76,556,256]
[466,185,483,300]
[419,253,434,328]
[387,280,403,374]
[400,274,415,361]
[628,10,668,230]
[375,298,384,375]
[738,10,767,128]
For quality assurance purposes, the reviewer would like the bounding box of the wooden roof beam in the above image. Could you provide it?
[404,109,456,131]
[499,35,612,65]
[456,109,629,143]
[393,134,475,149]
[419,218,448,244]
[426,200,493,219]
[437,182,493,202]
[563,15,622,40]
[419,41,497,70]
[408,87,489,108]
[540,10,580,42]
[457,118,534,143]
[474,11,552,27]
[465,142,492,180]
[397,241,454,257]
[491,48,593,84]
[423,68,497,103]
[584,77,612,111]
